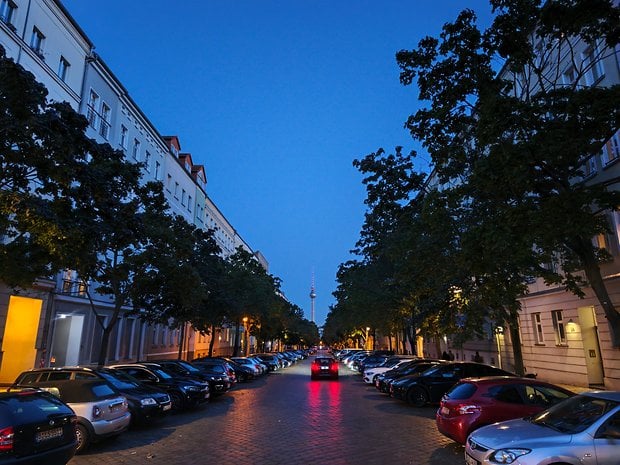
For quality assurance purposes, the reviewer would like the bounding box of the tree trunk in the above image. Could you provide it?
[208,324,216,356]
[508,311,525,376]
[580,248,620,347]
[232,320,241,356]
[98,324,113,367]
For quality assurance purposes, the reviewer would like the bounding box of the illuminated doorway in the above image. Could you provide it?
[49,314,84,366]
[578,306,604,386]
[0,295,43,384]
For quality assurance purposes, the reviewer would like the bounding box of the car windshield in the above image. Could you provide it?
[151,368,173,380]
[529,395,619,434]
[177,361,200,373]
[98,371,138,390]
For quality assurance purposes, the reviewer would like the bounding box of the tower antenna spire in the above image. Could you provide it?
[309,270,316,323]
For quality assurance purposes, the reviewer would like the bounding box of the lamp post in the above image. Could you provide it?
[495,326,504,369]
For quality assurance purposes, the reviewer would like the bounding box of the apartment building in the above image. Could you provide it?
[0,0,264,383]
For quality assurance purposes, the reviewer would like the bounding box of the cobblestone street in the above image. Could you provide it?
[68,357,466,465]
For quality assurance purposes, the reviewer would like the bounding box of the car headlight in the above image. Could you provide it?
[489,448,531,464]
[181,385,200,392]
[140,397,157,406]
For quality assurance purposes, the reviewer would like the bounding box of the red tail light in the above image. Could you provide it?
[0,426,14,451]
[456,404,481,415]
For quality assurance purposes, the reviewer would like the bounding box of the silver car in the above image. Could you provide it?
[465,391,620,465]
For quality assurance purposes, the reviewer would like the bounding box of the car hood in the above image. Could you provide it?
[469,419,572,449]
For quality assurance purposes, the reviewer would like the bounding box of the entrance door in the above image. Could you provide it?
[578,306,605,385]
[0,295,43,384]
[49,314,84,366]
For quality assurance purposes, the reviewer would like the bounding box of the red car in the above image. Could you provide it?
[435,376,574,444]
[310,357,339,380]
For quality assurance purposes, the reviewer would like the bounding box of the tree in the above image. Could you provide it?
[396,0,620,346]
[0,45,104,285]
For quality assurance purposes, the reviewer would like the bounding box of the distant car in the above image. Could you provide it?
[436,376,575,444]
[311,356,339,380]
[0,389,77,465]
[10,378,130,453]
[465,391,620,465]
[390,362,516,407]
[12,367,172,426]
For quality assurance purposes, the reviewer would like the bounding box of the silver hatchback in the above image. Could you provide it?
[465,391,620,465]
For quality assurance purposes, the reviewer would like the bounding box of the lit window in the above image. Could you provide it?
[601,130,620,165]
[532,313,544,344]
[30,27,45,58]
[57,56,70,81]
[551,310,566,345]
[99,103,110,140]
[0,0,17,26]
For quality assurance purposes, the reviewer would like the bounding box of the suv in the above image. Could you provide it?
[149,360,232,396]
[109,363,210,410]
[0,389,77,464]
[12,367,171,425]
[10,377,130,453]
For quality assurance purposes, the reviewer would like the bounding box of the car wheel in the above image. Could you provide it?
[75,423,90,454]
[407,386,428,407]
[169,391,185,411]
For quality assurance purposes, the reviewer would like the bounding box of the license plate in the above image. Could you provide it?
[440,406,450,415]
[320,366,329,370]
[465,453,479,465]
[35,427,63,442]
[162,404,172,411]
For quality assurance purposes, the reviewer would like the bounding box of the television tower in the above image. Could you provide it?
[309,272,316,323]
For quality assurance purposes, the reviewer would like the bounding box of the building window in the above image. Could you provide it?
[120,125,128,151]
[562,65,577,87]
[132,139,140,160]
[30,27,45,58]
[99,103,110,140]
[57,56,70,82]
[0,0,17,27]
[155,160,161,180]
[144,151,151,171]
[582,42,605,86]
[532,312,544,344]
[601,130,620,165]
[551,310,567,345]
[86,90,99,129]
[583,155,597,178]
[174,182,179,198]
[181,189,186,206]
[188,195,192,212]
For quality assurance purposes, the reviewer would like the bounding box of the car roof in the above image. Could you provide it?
[579,391,620,402]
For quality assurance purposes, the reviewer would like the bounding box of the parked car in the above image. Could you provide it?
[436,376,575,444]
[363,357,417,384]
[231,356,266,377]
[253,353,281,372]
[0,389,77,464]
[10,378,130,453]
[375,360,444,394]
[465,391,620,465]
[109,363,209,410]
[218,357,257,382]
[12,367,172,426]
[311,356,339,380]
[150,359,231,396]
[390,362,516,407]
[191,357,237,384]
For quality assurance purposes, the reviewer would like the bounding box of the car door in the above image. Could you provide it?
[594,410,620,465]
[426,364,464,402]
[488,384,535,422]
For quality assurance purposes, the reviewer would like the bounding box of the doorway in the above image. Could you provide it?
[0,295,43,384]
[49,313,84,366]
[578,306,605,386]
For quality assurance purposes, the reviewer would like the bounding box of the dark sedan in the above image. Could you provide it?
[390,362,516,407]
[151,359,232,396]
[0,390,77,465]
[375,360,444,394]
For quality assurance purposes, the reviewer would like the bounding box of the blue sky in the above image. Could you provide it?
[61,0,493,327]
